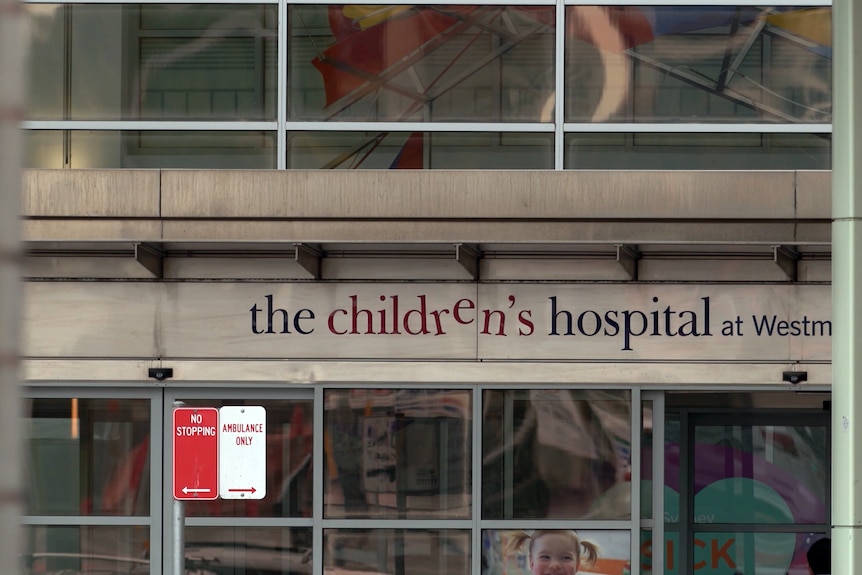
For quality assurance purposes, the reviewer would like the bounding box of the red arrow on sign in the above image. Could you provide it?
[227,487,257,494]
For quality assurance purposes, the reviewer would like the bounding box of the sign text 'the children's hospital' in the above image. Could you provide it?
[249,293,831,352]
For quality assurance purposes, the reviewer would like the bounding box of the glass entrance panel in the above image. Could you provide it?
[166,392,314,575]
[671,412,830,575]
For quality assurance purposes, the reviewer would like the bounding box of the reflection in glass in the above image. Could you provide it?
[641,400,653,520]
[324,389,472,519]
[178,399,313,518]
[482,529,630,575]
[23,525,150,575]
[482,389,631,520]
[287,131,553,169]
[564,6,831,124]
[693,424,827,525]
[184,527,312,575]
[24,131,277,169]
[26,4,277,121]
[565,133,830,170]
[289,5,555,122]
[324,529,470,575]
[26,398,150,516]
[24,131,64,169]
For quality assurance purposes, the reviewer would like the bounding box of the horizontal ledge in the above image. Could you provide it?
[19,124,830,134]
[22,359,832,387]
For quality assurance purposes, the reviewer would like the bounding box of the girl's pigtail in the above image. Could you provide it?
[578,540,600,568]
[503,530,532,558]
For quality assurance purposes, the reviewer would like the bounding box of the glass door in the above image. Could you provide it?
[23,387,159,575]
[668,410,830,575]
[161,388,314,575]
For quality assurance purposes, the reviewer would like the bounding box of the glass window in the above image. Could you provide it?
[565,6,831,124]
[690,531,813,575]
[176,399,314,518]
[26,4,277,121]
[482,529,630,575]
[184,527,313,575]
[26,398,150,516]
[23,526,150,575]
[564,133,830,170]
[24,131,277,169]
[324,529,470,575]
[287,131,553,169]
[288,5,555,122]
[482,389,631,520]
[693,424,828,525]
[324,389,472,519]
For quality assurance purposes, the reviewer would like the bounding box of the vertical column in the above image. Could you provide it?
[832,0,862,570]
[0,0,24,574]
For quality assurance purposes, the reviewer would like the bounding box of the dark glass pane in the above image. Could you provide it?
[565,6,831,124]
[288,131,553,169]
[693,424,827,525]
[184,527,312,575]
[324,389,472,519]
[324,529,470,575]
[289,5,555,122]
[482,389,631,520]
[24,131,277,169]
[23,526,150,575]
[26,4,277,121]
[565,133,830,169]
[26,398,150,516]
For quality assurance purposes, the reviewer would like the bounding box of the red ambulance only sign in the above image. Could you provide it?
[173,407,219,500]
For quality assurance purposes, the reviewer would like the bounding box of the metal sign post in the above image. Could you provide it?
[172,404,219,574]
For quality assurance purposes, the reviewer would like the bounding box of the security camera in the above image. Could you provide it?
[782,371,807,384]
[148,367,174,381]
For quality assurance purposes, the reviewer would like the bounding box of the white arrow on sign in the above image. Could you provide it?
[181,487,212,495]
